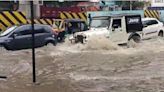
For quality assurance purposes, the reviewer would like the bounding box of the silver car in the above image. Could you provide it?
[0,24,57,50]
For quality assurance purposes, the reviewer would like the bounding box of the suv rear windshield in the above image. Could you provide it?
[90,16,110,28]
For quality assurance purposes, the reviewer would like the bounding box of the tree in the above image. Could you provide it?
[115,1,145,10]
[132,1,145,9]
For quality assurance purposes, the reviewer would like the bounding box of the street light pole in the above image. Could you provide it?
[30,1,36,83]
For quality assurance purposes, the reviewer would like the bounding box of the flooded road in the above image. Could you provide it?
[1,37,164,92]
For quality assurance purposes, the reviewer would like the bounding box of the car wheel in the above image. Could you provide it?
[45,41,56,46]
[57,36,65,42]
[0,45,8,52]
[158,31,163,37]
[127,35,141,48]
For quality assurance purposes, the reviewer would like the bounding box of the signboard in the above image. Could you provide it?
[40,6,82,18]
[127,17,140,24]
[151,0,164,7]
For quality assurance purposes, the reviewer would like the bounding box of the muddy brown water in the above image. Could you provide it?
[0,37,164,92]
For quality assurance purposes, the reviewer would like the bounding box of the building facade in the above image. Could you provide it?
[151,0,164,7]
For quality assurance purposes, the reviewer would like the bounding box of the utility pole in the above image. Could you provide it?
[30,1,36,83]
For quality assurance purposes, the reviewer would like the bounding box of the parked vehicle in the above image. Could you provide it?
[52,19,88,42]
[142,18,164,39]
[69,14,164,44]
[0,24,57,50]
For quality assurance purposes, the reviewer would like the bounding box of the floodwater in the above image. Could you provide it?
[1,37,164,92]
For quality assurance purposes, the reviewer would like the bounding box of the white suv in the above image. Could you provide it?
[69,15,164,44]
[142,18,164,39]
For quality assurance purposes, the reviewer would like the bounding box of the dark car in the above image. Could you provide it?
[0,24,57,50]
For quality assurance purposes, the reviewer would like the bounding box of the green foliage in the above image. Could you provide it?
[132,1,145,9]
[115,1,145,10]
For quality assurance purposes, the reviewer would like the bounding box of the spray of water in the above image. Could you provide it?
[84,36,120,51]
[64,35,120,51]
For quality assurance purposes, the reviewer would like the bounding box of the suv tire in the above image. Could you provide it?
[0,45,8,52]
[158,31,163,37]
[127,35,141,48]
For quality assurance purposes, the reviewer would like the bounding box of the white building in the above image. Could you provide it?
[151,0,164,7]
